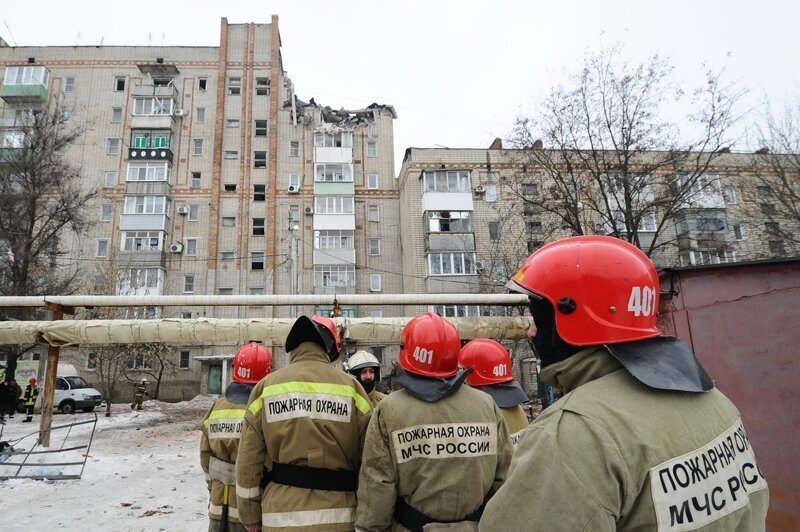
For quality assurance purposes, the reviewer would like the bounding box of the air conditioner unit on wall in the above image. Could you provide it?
[177,206,190,214]
[169,243,184,253]
[474,184,487,194]
[304,206,314,215]
[288,184,299,194]
[174,109,185,117]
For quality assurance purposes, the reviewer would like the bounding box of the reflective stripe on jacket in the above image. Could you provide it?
[235,341,372,531]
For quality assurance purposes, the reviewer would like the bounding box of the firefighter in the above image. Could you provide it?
[480,236,769,530]
[22,378,38,423]
[459,339,529,450]
[235,315,371,532]
[356,312,513,531]
[347,350,386,408]
[131,379,149,411]
[201,342,272,532]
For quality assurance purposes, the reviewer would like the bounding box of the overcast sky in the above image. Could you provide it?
[2,1,798,172]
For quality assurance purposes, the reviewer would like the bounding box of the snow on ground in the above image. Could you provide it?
[0,395,217,531]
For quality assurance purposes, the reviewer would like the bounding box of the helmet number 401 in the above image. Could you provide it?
[627,286,656,317]
[236,366,251,379]
[492,364,508,377]
[412,346,434,365]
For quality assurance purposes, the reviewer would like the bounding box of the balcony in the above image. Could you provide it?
[427,276,480,294]
[0,147,32,162]
[677,231,729,251]
[313,214,355,231]
[425,233,476,252]
[315,146,352,164]
[421,192,473,213]
[313,285,357,296]
[313,248,356,265]
[117,249,167,269]
[125,181,171,196]
[132,84,179,100]
[314,181,355,196]
[120,214,170,231]
[1,66,50,104]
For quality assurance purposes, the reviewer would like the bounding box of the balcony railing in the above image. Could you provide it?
[125,181,171,196]
[117,249,167,269]
[119,214,170,231]
[313,248,356,265]
[425,233,476,252]
[1,66,50,103]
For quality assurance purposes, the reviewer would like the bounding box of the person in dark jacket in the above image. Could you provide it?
[0,380,13,423]
[22,378,38,422]
[9,380,21,418]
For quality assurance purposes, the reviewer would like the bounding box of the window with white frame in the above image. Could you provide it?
[221,251,235,262]
[123,196,168,215]
[127,354,152,370]
[431,305,480,318]
[422,170,471,193]
[428,252,477,275]
[196,108,205,123]
[4,66,50,87]
[96,239,109,257]
[521,182,539,196]
[192,139,203,156]
[289,174,300,188]
[366,141,377,157]
[252,218,265,236]
[370,309,383,318]
[228,77,241,96]
[104,171,117,187]
[226,119,240,128]
[255,77,270,95]
[289,141,299,157]
[289,205,300,222]
[222,217,236,227]
[367,174,379,189]
[64,77,75,93]
[315,230,354,250]
[315,163,353,182]
[254,184,266,202]
[314,265,356,287]
[427,211,472,232]
[185,238,198,256]
[191,172,202,189]
[224,150,238,160]
[183,275,195,293]
[179,350,190,369]
[254,151,266,168]
[314,131,353,147]
[255,120,268,136]
[733,223,746,240]
[132,97,173,116]
[612,209,657,233]
[100,203,113,221]
[188,204,199,221]
[368,205,380,222]
[123,268,160,289]
[723,186,737,204]
[315,196,354,214]
[369,238,381,255]
[127,162,168,182]
[122,231,162,251]
[370,274,382,292]
[314,306,357,318]
[251,252,265,270]
[111,107,123,123]
[107,138,120,155]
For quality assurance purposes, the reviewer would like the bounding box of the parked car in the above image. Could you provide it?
[17,375,104,414]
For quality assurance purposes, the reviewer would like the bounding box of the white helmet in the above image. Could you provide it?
[348,350,380,373]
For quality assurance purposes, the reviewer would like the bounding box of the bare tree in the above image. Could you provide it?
[508,45,745,258]
[0,104,97,378]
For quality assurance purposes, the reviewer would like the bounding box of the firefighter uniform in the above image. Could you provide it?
[200,385,250,531]
[498,405,528,449]
[235,341,372,531]
[480,347,770,530]
[356,384,512,531]
[131,381,148,411]
[22,380,38,422]
[368,388,386,408]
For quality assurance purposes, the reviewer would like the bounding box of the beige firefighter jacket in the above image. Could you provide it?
[355,384,513,531]
[200,394,248,523]
[498,405,528,450]
[480,347,769,531]
[368,388,386,408]
[235,342,372,531]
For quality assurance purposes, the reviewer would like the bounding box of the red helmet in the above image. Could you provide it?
[29,378,37,386]
[233,342,272,384]
[459,339,514,387]
[507,235,662,345]
[285,315,343,361]
[399,312,461,378]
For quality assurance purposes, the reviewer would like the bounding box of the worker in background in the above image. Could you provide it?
[22,378,38,423]
[235,315,371,532]
[201,342,272,532]
[356,312,513,531]
[131,379,149,411]
[347,350,386,408]
[481,236,769,530]
[459,339,529,450]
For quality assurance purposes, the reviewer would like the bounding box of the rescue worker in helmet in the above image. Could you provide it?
[459,339,529,450]
[356,312,513,531]
[131,379,149,411]
[201,342,272,532]
[347,350,386,408]
[235,316,371,532]
[480,236,769,530]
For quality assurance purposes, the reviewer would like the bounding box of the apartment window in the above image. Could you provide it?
[370,310,383,318]
[254,184,266,202]
[523,203,542,216]
[249,287,264,296]
[183,275,195,293]
[255,120,268,136]
[488,222,500,241]
[251,252,265,270]
[525,221,543,233]
[127,162,168,182]
[64,77,75,92]
[123,196,167,215]
[224,150,238,160]
[521,182,539,196]
[366,141,377,157]
[760,203,777,215]
[255,77,270,95]
[224,184,237,192]
[289,141,299,157]
[192,139,203,156]
[289,205,300,222]
[527,240,544,253]
[289,174,300,188]
[111,107,123,123]
[221,252,235,262]
[115,76,126,91]
[87,352,97,371]
[132,97,173,116]
[368,205,380,222]
[100,203,113,221]
[315,132,353,148]
[367,174,379,189]
[222,217,236,227]
[315,230,354,250]
[96,239,109,257]
[107,138,120,155]
[370,274,382,292]
[191,172,202,189]
[369,238,381,255]
[185,238,198,256]
[723,186,737,204]
[218,288,234,295]
[432,304,480,318]
[226,119,240,128]
[733,224,746,240]
[122,231,162,251]
[198,77,207,92]
[254,151,267,168]
[422,170,471,193]
[769,241,785,255]
[179,350,190,369]
[188,204,199,221]
[228,77,241,96]
[315,163,353,182]
[122,268,160,290]
[314,265,356,287]
[314,196,354,214]
[371,346,385,364]
[127,354,152,370]
[181,312,192,320]
[427,211,472,232]
[756,186,773,199]
[428,252,477,276]
[196,107,205,123]
[252,218,265,236]
[765,222,780,235]
[104,170,117,187]
[62,107,73,122]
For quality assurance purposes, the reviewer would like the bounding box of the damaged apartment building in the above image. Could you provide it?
[0,16,400,399]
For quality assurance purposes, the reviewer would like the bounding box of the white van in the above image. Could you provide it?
[53,375,103,414]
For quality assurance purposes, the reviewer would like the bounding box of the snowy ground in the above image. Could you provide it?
[0,395,216,531]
